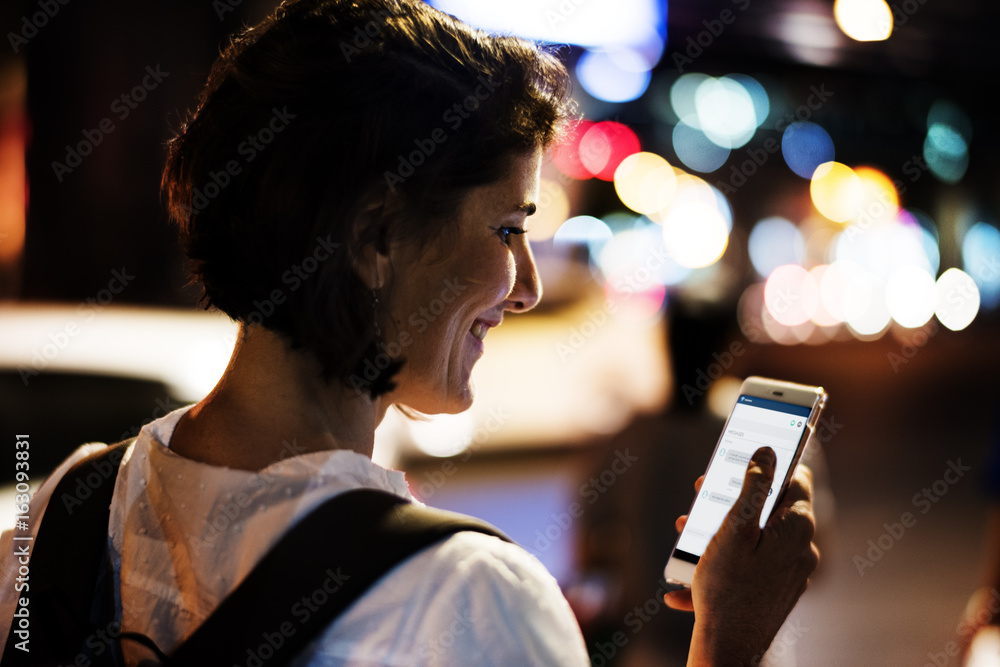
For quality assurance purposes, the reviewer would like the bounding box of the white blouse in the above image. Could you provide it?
[0,406,589,665]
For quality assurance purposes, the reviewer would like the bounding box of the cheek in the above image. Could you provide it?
[430,253,513,353]
[502,253,518,296]
[401,246,515,357]
[450,244,516,312]
[482,251,517,304]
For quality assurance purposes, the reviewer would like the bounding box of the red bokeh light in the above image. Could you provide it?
[550,119,595,180]
[580,121,641,181]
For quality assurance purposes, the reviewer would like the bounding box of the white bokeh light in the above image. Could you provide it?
[661,202,729,268]
[408,412,476,457]
[764,264,819,326]
[749,217,805,277]
[934,268,980,331]
[886,265,936,328]
[844,270,890,336]
[695,76,758,149]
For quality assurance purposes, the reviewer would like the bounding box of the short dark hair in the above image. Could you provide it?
[162,0,572,396]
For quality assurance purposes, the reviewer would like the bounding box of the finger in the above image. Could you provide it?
[723,447,776,534]
[694,475,705,493]
[663,589,694,612]
[675,515,687,533]
[777,464,814,508]
[766,465,815,528]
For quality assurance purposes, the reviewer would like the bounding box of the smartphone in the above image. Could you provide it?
[663,376,828,588]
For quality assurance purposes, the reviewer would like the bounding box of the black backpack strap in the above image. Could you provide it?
[3,439,134,666]
[4,448,511,667]
[168,488,511,666]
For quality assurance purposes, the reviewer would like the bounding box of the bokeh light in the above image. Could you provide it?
[726,74,770,129]
[427,0,666,56]
[898,209,941,275]
[598,223,691,289]
[670,73,710,126]
[604,279,667,322]
[764,264,819,326]
[853,166,899,227]
[553,215,614,258]
[886,221,937,276]
[885,265,936,328]
[599,227,660,290]
[601,211,643,235]
[774,5,848,67]
[924,123,969,184]
[818,261,856,324]
[801,217,838,265]
[409,411,475,457]
[613,152,677,215]
[661,201,729,268]
[650,173,733,234]
[695,76,758,149]
[707,376,744,420]
[843,270,891,337]
[576,48,653,103]
[781,121,835,179]
[765,310,818,345]
[659,172,716,210]
[550,119,595,180]
[748,217,805,277]
[672,121,730,173]
[579,121,641,181]
[962,221,1000,309]
[530,178,571,241]
[808,265,841,326]
[834,217,937,283]
[934,268,980,331]
[928,99,973,142]
[811,161,862,222]
[924,99,971,185]
[834,0,893,41]
[710,184,734,232]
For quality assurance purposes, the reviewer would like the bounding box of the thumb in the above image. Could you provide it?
[724,447,777,534]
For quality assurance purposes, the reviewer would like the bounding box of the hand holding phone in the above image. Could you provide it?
[663,376,826,587]
[667,449,820,664]
[662,376,824,664]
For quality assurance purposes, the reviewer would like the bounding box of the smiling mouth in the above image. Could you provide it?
[470,321,489,341]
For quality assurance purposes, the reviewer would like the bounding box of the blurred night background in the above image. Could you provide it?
[1,0,1000,665]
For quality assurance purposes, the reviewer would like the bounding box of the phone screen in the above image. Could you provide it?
[673,394,812,563]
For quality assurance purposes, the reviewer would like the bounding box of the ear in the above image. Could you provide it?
[354,241,391,290]
[351,197,393,290]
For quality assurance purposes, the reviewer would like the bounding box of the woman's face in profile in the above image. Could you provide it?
[382,150,543,415]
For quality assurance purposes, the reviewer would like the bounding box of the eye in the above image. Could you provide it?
[494,226,527,246]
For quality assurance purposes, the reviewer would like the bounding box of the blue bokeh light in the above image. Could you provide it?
[924,123,969,184]
[672,121,730,173]
[781,122,835,179]
[962,222,1000,309]
[577,49,652,103]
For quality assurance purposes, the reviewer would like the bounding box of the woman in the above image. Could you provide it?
[0,0,818,663]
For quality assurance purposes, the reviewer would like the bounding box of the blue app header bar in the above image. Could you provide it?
[738,394,812,417]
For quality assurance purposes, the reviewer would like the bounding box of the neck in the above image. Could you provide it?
[170,323,386,471]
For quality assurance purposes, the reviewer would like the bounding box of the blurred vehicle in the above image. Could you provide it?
[0,303,238,526]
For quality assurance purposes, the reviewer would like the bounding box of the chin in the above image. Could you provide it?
[402,381,475,416]
[440,393,474,415]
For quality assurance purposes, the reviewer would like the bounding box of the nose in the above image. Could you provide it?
[505,239,542,313]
